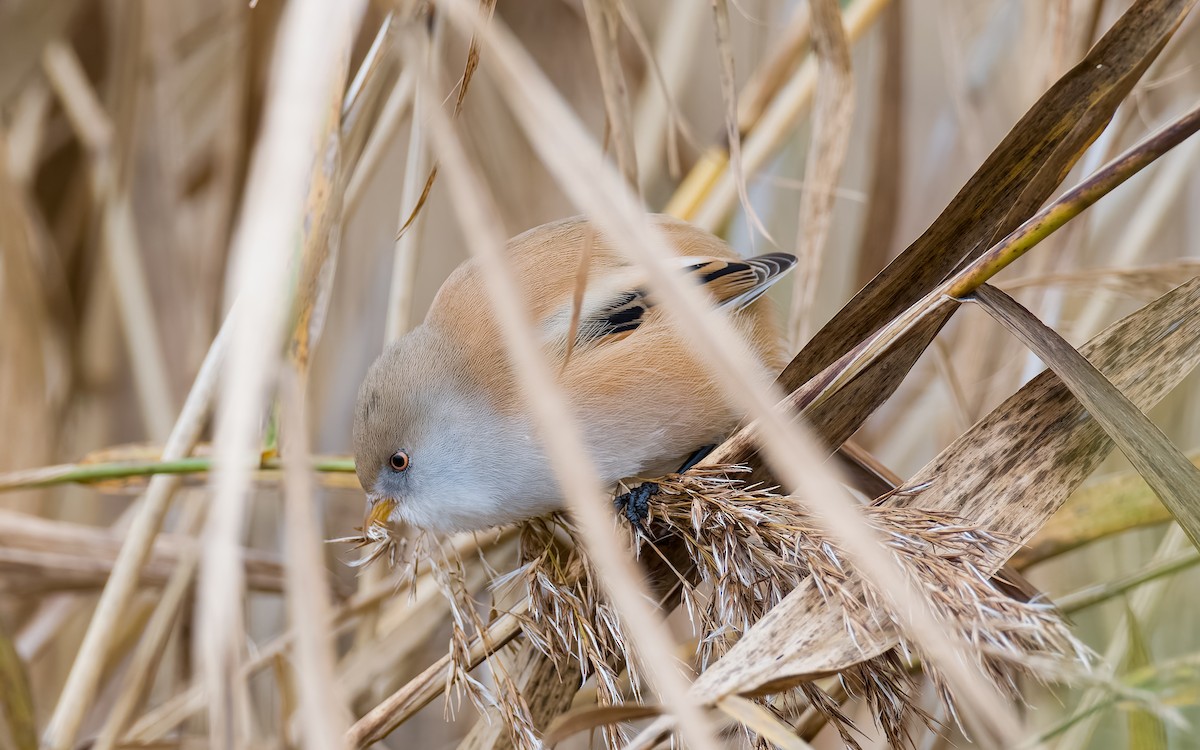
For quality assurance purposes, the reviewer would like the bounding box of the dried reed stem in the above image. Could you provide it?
[197,0,363,743]
[789,0,856,347]
[687,0,891,230]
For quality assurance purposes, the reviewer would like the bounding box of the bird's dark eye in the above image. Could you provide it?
[388,451,410,472]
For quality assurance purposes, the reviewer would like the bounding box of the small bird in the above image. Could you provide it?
[353,215,796,533]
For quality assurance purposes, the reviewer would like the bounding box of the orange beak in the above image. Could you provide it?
[365,498,398,530]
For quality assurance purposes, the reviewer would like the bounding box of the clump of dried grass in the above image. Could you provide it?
[342,465,1089,748]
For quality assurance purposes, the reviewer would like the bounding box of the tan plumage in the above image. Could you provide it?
[353,214,794,532]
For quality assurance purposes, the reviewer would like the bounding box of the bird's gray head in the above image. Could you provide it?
[352,326,555,533]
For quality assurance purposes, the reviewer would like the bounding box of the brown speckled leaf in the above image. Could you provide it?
[691,275,1200,700]
[971,284,1200,551]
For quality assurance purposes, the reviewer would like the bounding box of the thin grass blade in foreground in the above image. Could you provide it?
[194,0,364,744]
[685,275,1200,702]
[789,0,855,347]
[969,284,1200,550]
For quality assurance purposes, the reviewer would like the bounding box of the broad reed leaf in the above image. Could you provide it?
[775,0,1197,400]
[970,284,1200,551]
[689,275,1200,699]
[1014,459,1195,568]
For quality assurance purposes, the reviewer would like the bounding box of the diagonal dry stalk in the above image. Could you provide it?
[789,0,855,347]
[193,0,365,744]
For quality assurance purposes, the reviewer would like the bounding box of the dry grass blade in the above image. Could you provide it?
[394,0,494,239]
[968,283,1200,551]
[280,372,352,748]
[409,33,721,748]
[779,0,1198,395]
[89,536,200,750]
[710,0,769,242]
[385,17,437,344]
[687,275,1200,701]
[853,0,904,286]
[789,0,855,347]
[346,605,527,747]
[683,0,890,229]
[0,510,286,595]
[542,704,664,748]
[344,67,415,218]
[582,0,638,188]
[196,1,363,744]
[716,696,814,750]
[734,2,811,132]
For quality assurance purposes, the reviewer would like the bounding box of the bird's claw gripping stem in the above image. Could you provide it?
[613,481,659,535]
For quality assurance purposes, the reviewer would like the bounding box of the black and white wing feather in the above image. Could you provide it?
[543,252,797,354]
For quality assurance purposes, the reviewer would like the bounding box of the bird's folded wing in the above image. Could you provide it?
[543,253,797,354]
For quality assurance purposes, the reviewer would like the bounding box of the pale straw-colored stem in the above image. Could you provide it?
[344,69,416,219]
[630,0,706,190]
[788,0,856,348]
[196,1,364,744]
[280,371,352,748]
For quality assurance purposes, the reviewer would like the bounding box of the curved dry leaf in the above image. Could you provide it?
[716,696,815,750]
[970,284,1200,550]
[689,274,1200,700]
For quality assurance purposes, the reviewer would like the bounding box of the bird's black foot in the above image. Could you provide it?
[613,481,659,535]
[676,444,717,474]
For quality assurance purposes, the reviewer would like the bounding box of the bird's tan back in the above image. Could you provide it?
[424,214,787,477]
